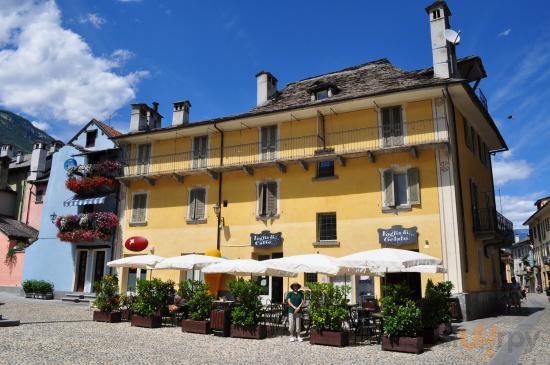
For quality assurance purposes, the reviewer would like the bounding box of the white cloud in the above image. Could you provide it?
[0,0,148,125]
[78,13,106,29]
[498,29,512,37]
[31,121,50,130]
[500,193,542,228]
[111,49,134,66]
[492,158,533,186]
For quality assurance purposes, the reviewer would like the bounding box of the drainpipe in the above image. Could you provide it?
[214,122,224,251]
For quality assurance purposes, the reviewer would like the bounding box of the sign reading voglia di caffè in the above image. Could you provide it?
[251,231,282,248]
[378,225,418,246]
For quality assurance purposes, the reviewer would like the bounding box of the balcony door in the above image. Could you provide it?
[192,135,209,169]
[136,143,151,175]
[260,125,278,161]
[381,106,404,147]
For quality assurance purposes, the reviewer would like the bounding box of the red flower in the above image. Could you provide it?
[65,176,119,196]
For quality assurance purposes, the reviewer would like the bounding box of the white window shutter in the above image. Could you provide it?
[407,168,420,205]
[382,169,395,207]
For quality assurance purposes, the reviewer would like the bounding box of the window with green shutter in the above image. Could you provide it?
[131,193,148,223]
[381,167,421,209]
[188,188,206,222]
[258,181,278,218]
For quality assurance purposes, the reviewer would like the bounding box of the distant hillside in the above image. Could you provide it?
[0,110,55,153]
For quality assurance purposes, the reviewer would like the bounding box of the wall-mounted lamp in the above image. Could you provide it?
[50,212,57,224]
[424,240,430,248]
[213,203,225,228]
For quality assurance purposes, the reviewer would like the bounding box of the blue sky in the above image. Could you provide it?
[0,0,548,227]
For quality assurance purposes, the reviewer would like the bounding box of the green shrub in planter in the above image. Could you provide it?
[22,280,35,294]
[178,280,213,321]
[381,283,422,338]
[421,280,453,329]
[93,275,121,313]
[307,282,350,332]
[229,278,263,327]
[132,279,175,317]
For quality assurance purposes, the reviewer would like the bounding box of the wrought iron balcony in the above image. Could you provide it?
[121,117,448,179]
[473,207,514,244]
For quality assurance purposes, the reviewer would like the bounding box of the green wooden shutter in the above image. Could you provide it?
[407,168,420,205]
[195,188,206,219]
[383,169,395,207]
[267,182,277,216]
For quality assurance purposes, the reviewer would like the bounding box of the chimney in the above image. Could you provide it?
[172,100,191,126]
[28,142,47,181]
[129,103,149,132]
[147,101,162,129]
[0,144,14,159]
[15,151,24,164]
[49,140,63,154]
[256,71,278,106]
[425,1,458,78]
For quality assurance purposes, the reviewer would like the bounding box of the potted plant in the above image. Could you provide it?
[131,279,175,328]
[381,284,423,354]
[92,275,122,323]
[229,278,266,339]
[420,279,445,344]
[307,282,350,347]
[35,280,54,299]
[181,280,214,334]
[22,280,35,298]
[433,281,453,335]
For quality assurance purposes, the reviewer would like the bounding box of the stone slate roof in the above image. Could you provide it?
[251,59,454,114]
[0,215,38,240]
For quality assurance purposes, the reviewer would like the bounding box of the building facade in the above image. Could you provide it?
[525,196,550,291]
[112,1,513,320]
[22,120,122,295]
[0,141,61,287]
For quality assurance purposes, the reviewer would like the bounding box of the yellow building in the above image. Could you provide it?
[112,1,514,320]
[524,196,550,291]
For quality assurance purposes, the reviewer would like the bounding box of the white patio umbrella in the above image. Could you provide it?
[107,254,164,269]
[154,254,226,270]
[401,265,447,274]
[337,248,442,273]
[263,253,362,276]
[201,259,297,277]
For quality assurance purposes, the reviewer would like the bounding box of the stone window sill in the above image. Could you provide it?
[312,175,339,182]
[313,240,340,247]
[129,221,147,227]
[186,219,207,225]
[256,214,280,221]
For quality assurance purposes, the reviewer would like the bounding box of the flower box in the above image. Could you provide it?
[438,322,452,336]
[422,328,440,344]
[66,176,118,196]
[381,335,424,354]
[182,319,211,334]
[131,314,162,328]
[230,324,267,339]
[310,329,349,347]
[93,311,122,323]
[56,212,118,243]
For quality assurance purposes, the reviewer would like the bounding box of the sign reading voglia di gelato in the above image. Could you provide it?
[251,230,282,248]
[378,225,418,246]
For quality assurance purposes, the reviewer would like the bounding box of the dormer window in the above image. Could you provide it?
[308,82,339,102]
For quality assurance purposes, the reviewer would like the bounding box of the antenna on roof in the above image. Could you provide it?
[444,29,461,45]
[107,114,112,126]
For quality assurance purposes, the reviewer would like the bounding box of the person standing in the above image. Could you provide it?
[287,282,305,342]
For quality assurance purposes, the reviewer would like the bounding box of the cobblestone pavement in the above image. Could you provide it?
[0,292,548,365]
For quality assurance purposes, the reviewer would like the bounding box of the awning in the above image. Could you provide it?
[63,195,108,207]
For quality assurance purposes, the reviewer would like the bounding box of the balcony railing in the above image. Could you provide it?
[473,207,514,243]
[121,117,448,178]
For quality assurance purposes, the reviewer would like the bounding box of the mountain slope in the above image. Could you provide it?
[0,110,55,153]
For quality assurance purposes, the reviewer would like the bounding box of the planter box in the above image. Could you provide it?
[93,311,122,323]
[230,324,267,339]
[382,336,423,354]
[34,293,53,300]
[310,330,349,347]
[438,323,452,336]
[121,309,133,321]
[422,328,440,344]
[182,319,211,334]
[131,314,162,328]
[24,293,34,298]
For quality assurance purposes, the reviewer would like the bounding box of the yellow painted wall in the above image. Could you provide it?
[119,99,452,300]
[454,110,500,292]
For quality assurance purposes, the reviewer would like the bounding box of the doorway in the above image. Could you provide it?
[92,251,106,288]
[75,251,88,292]
[382,272,422,300]
[256,252,284,303]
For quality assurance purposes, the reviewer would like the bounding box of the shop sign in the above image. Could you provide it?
[64,158,77,171]
[250,231,282,248]
[378,225,418,246]
[125,236,148,252]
